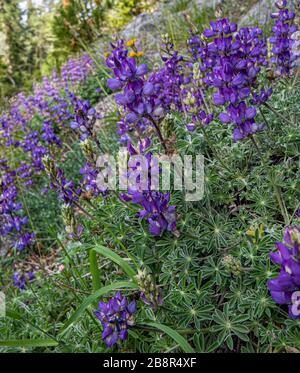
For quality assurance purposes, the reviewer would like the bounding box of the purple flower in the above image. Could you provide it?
[196,19,268,140]
[0,160,34,251]
[140,290,163,309]
[269,1,298,76]
[95,292,136,348]
[268,226,300,319]
[120,142,177,236]
[68,93,100,141]
[13,271,35,290]
[106,40,184,143]
[43,156,81,204]
[186,122,196,131]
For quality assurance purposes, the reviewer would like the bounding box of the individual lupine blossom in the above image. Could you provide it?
[79,139,104,197]
[268,226,300,319]
[270,0,299,76]
[106,39,185,144]
[187,32,204,62]
[42,156,81,204]
[69,92,100,141]
[61,204,83,240]
[0,160,35,251]
[95,292,136,348]
[13,271,35,290]
[199,18,268,141]
[251,87,273,106]
[136,269,163,310]
[120,140,177,236]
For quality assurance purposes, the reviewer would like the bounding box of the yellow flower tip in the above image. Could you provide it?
[136,51,144,57]
[104,51,110,58]
[126,38,137,47]
[246,227,255,237]
[129,51,137,58]
[259,224,264,238]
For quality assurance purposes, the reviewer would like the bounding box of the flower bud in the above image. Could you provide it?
[61,204,82,239]
[42,156,57,181]
[223,255,242,276]
[136,268,163,310]
[80,139,96,163]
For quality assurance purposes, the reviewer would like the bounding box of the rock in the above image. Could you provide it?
[239,0,274,25]
[94,94,117,130]
[121,0,222,61]
[240,0,299,26]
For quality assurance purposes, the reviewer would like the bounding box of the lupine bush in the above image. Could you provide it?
[1,0,300,353]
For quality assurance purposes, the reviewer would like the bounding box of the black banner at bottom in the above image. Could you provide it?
[0,353,298,371]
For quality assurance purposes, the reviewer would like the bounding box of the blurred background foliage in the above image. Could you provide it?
[0,0,156,107]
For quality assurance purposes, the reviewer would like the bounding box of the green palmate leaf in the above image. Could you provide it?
[226,335,234,350]
[143,322,195,353]
[93,245,137,279]
[59,281,138,335]
[0,339,58,347]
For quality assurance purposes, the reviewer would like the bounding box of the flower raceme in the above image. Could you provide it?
[120,141,177,236]
[69,92,101,141]
[106,40,185,144]
[106,41,178,236]
[42,156,81,205]
[198,19,269,141]
[95,292,136,348]
[270,0,299,76]
[268,226,300,319]
[0,159,35,251]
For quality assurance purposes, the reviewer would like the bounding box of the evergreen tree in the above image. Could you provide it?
[0,0,26,89]
[52,0,108,55]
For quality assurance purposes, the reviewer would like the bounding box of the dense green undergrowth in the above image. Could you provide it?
[1,0,300,353]
[1,72,300,352]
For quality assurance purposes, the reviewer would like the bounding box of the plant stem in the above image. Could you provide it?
[263,102,295,127]
[72,199,94,220]
[200,126,231,172]
[145,114,168,152]
[135,324,210,334]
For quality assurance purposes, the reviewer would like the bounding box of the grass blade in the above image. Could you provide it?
[143,322,195,353]
[0,339,58,347]
[89,249,101,292]
[93,245,136,279]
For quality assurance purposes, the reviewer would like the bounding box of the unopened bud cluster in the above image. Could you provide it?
[80,139,96,164]
[223,255,242,276]
[62,204,82,239]
[136,269,163,310]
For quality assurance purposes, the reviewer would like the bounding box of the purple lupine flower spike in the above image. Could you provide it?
[193,18,268,141]
[270,0,298,76]
[268,226,300,319]
[95,292,136,348]
[13,271,35,290]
